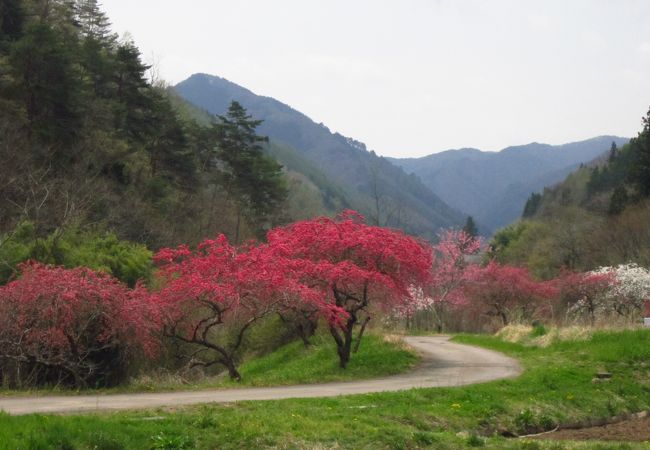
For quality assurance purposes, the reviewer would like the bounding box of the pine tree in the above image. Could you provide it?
[522,192,542,218]
[0,0,25,42]
[608,141,619,163]
[113,39,152,140]
[8,20,81,149]
[629,108,650,197]
[215,101,288,241]
[608,185,628,216]
[462,216,478,238]
[75,0,116,45]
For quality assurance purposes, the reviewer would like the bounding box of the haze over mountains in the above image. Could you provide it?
[390,137,629,232]
[176,73,628,236]
[175,74,465,240]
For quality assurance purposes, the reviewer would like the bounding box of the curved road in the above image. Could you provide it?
[0,336,521,415]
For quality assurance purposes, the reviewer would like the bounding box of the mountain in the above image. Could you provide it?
[175,74,465,239]
[388,137,629,233]
[487,128,650,279]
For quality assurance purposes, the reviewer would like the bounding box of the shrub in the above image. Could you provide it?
[0,221,153,286]
[0,262,159,388]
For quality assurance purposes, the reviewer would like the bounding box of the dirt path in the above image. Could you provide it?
[0,336,521,415]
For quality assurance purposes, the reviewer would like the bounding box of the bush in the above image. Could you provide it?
[0,263,159,388]
[0,222,152,286]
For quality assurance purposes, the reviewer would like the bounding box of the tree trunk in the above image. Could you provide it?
[234,209,241,245]
[353,316,370,353]
[223,357,241,382]
[296,319,317,348]
[329,324,354,369]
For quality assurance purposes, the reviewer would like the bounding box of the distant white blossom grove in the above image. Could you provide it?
[591,263,650,316]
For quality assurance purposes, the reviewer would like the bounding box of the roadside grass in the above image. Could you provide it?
[0,329,648,449]
[224,333,419,387]
[0,333,419,396]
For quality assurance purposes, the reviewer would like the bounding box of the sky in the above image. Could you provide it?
[101,0,650,158]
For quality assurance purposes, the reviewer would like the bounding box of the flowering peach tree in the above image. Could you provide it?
[0,262,158,387]
[408,230,481,332]
[153,235,342,380]
[267,211,432,368]
[467,261,558,326]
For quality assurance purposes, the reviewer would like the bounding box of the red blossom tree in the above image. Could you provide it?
[0,262,158,388]
[267,211,432,368]
[410,230,482,332]
[467,261,558,326]
[556,270,616,324]
[153,235,341,380]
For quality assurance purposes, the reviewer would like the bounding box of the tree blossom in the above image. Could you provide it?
[0,262,158,388]
[467,261,558,326]
[402,230,482,332]
[153,235,340,380]
[590,263,650,318]
[557,270,616,324]
[267,211,433,368]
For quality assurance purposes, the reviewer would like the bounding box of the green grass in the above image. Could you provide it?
[0,330,649,449]
[0,333,418,396]
[229,333,419,386]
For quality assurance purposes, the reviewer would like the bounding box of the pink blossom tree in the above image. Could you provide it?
[0,262,158,388]
[403,230,481,332]
[153,235,339,380]
[467,262,558,326]
[267,211,433,368]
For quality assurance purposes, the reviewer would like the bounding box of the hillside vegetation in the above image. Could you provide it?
[390,136,628,233]
[490,110,650,279]
[0,0,345,284]
[175,74,465,240]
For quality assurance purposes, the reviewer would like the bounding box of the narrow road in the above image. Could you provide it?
[0,336,521,415]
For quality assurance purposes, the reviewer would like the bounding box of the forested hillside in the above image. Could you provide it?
[175,74,465,239]
[490,109,650,279]
[0,0,317,283]
[390,136,629,233]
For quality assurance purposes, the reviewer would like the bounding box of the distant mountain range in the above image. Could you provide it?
[389,137,629,232]
[175,74,465,240]
[175,73,629,237]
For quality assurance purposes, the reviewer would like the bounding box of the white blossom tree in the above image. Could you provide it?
[591,263,650,318]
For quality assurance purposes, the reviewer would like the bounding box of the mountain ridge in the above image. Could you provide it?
[175,73,466,240]
[388,136,629,232]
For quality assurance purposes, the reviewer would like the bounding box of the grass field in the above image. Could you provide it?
[0,329,649,449]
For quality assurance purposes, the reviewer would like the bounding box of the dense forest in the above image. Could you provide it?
[491,109,650,279]
[0,0,303,284]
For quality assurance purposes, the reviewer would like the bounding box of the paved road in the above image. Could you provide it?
[0,336,521,415]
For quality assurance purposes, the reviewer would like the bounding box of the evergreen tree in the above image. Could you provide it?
[522,192,542,218]
[0,0,25,42]
[215,101,288,240]
[586,166,602,196]
[8,20,81,149]
[462,215,478,238]
[144,91,197,187]
[608,185,628,216]
[608,141,619,163]
[112,39,151,141]
[629,108,650,197]
[75,0,116,44]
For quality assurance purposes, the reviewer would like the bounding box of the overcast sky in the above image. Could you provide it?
[101,0,650,158]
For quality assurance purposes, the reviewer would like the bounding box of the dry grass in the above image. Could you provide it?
[495,323,643,347]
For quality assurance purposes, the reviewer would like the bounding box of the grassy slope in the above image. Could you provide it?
[1,330,649,449]
[0,334,418,396]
